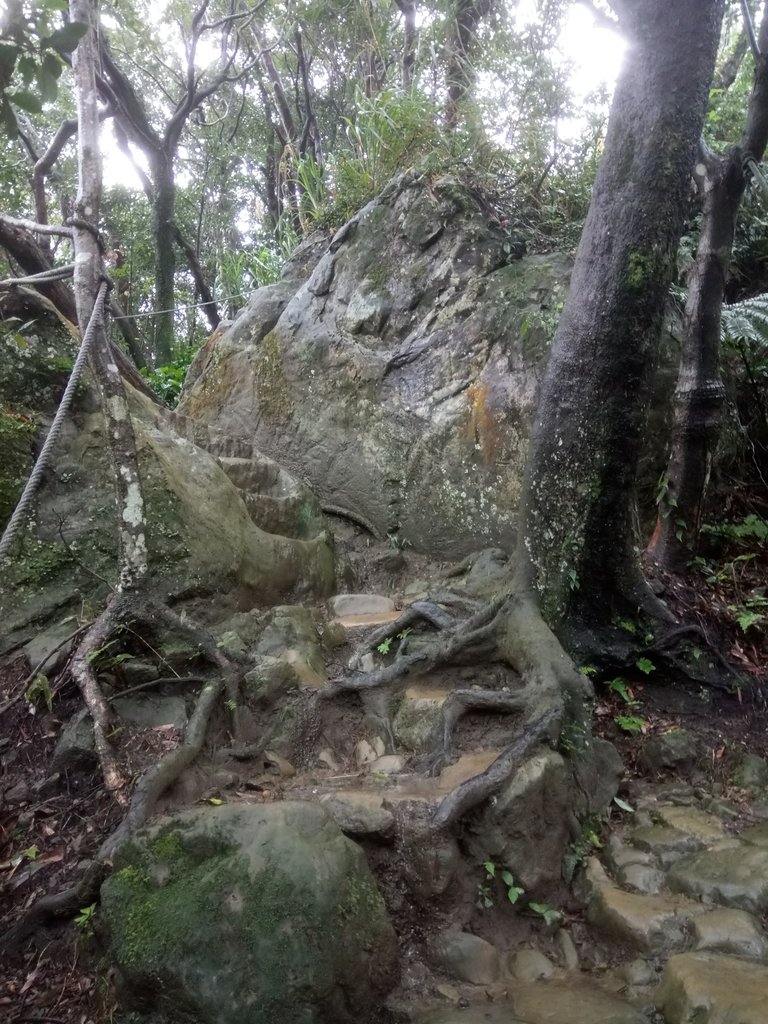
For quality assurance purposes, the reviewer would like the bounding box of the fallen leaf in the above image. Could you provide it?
[19,969,38,994]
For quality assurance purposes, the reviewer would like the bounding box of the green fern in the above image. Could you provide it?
[721,292,768,346]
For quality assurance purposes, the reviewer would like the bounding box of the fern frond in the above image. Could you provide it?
[721,293,768,346]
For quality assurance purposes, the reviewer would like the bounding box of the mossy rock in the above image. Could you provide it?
[100,802,398,1024]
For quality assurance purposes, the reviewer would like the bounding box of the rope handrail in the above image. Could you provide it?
[0,278,111,563]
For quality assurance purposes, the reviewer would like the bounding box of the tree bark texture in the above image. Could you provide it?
[150,153,177,364]
[445,0,490,128]
[517,0,726,630]
[650,7,768,569]
[70,0,148,592]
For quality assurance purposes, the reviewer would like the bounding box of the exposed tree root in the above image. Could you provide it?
[431,707,559,829]
[0,590,248,950]
[69,602,130,803]
[323,596,506,698]
[420,685,533,775]
[365,599,456,651]
[0,675,223,951]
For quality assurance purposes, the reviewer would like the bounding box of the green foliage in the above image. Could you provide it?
[635,658,655,675]
[479,861,524,908]
[140,349,196,408]
[74,902,97,930]
[721,293,768,347]
[11,844,39,867]
[614,715,646,735]
[376,628,412,656]
[0,0,86,135]
[25,672,53,712]
[528,902,562,927]
[701,514,768,544]
[607,678,636,705]
[727,595,767,633]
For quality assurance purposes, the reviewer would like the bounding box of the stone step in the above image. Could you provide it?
[328,593,396,618]
[666,842,768,915]
[657,951,768,1024]
[586,858,708,953]
[413,978,648,1024]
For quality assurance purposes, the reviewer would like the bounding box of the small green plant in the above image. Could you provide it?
[11,845,39,868]
[224,698,238,712]
[728,596,767,632]
[74,902,96,930]
[25,673,53,712]
[579,664,597,676]
[614,715,646,734]
[635,657,655,675]
[140,349,196,408]
[528,902,562,926]
[376,628,412,656]
[480,861,524,907]
[607,677,636,704]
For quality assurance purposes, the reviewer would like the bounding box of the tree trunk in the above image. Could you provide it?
[395,0,417,90]
[650,7,768,570]
[516,0,726,635]
[70,0,148,592]
[445,0,489,129]
[152,153,177,365]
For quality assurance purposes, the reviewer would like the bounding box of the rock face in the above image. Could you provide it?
[179,175,573,558]
[100,802,398,1024]
[180,175,677,557]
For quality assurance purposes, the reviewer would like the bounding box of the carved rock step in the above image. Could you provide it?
[657,951,768,1024]
[413,978,648,1023]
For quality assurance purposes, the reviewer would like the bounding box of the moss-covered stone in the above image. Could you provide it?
[100,803,398,1024]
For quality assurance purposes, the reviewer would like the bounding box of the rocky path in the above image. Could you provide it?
[8,570,768,1024]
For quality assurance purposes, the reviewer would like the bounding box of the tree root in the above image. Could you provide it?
[0,590,247,949]
[323,596,506,698]
[64,591,248,802]
[0,675,223,951]
[365,599,456,651]
[70,601,131,803]
[431,706,559,830]
[419,686,533,775]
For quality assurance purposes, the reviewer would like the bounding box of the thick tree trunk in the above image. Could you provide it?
[517,0,726,634]
[650,8,768,570]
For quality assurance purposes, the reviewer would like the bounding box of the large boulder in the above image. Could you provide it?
[179,175,570,558]
[0,354,334,653]
[180,175,678,557]
[100,802,398,1024]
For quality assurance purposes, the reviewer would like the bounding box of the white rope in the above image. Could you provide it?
[0,264,76,286]
[0,279,110,563]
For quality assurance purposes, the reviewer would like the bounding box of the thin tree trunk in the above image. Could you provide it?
[516,0,726,634]
[152,153,177,364]
[70,0,148,592]
[445,0,489,129]
[649,6,768,570]
[171,223,220,331]
[395,0,417,90]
